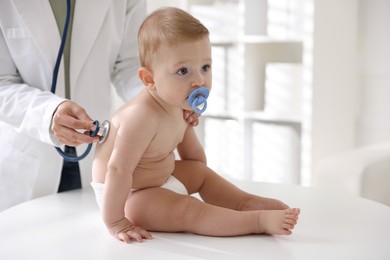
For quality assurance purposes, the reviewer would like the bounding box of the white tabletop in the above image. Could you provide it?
[0,181,389,260]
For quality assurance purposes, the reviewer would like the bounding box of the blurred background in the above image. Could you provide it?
[126,0,390,203]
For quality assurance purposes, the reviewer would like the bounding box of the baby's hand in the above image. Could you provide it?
[183,110,200,126]
[108,217,152,243]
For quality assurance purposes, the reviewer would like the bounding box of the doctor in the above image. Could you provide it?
[0,0,198,211]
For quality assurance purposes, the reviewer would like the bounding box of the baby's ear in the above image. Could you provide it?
[138,67,154,88]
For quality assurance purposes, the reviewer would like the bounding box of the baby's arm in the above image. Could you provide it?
[102,107,156,243]
[177,126,206,163]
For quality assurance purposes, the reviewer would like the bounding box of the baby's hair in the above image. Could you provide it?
[138,7,209,67]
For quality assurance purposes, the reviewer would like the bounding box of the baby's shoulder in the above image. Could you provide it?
[111,101,160,131]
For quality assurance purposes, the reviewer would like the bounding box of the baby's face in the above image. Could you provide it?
[150,36,212,112]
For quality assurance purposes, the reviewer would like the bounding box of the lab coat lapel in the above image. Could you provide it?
[11,0,60,87]
[71,0,112,90]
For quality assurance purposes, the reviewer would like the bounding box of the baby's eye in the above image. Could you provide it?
[202,64,211,72]
[177,67,188,75]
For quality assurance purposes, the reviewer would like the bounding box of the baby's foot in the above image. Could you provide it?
[257,208,300,235]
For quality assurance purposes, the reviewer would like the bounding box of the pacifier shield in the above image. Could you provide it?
[188,87,209,114]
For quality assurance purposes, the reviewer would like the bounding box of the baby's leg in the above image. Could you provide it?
[172,160,288,211]
[126,188,300,236]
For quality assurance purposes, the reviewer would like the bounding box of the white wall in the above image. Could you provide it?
[356,0,390,146]
[311,0,359,175]
[311,0,390,182]
[146,0,187,12]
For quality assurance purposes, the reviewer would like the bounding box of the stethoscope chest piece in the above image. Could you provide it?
[97,120,110,144]
[55,119,111,162]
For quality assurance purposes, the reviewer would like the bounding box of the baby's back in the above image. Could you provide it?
[92,90,188,189]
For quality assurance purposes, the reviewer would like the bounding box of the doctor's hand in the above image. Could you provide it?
[184,110,200,127]
[108,217,153,244]
[51,100,99,147]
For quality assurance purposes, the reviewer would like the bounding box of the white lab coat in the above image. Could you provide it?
[0,0,146,210]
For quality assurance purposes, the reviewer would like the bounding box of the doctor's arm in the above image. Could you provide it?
[0,28,97,146]
[0,29,61,145]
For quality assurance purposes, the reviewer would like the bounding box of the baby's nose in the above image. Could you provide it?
[192,72,205,87]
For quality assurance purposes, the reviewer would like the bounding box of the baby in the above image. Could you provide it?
[92,7,300,243]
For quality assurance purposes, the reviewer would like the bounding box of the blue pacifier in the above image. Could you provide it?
[188,87,209,114]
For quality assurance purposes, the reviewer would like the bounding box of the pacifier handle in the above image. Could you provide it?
[188,87,209,114]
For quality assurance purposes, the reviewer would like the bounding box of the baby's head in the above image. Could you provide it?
[138,7,209,68]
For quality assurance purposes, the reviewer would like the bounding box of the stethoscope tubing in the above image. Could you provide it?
[54,120,100,162]
[51,0,100,162]
[51,0,70,94]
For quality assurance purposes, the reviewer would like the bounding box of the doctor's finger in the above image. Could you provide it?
[56,129,96,146]
[52,118,96,142]
[70,118,96,132]
[54,101,95,130]
[68,104,94,122]
[56,133,82,147]
[55,100,93,121]
[53,113,95,131]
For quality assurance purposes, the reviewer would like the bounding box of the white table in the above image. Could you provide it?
[0,181,389,260]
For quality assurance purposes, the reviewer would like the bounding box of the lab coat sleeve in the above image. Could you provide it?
[111,0,146,102]
[0,29,65,146]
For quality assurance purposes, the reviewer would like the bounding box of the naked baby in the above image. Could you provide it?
[92,7,300,243]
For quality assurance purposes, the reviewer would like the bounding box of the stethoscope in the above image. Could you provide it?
[51,0,209,162]
[51,0,109,162]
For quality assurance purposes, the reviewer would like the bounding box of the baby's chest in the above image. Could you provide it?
[155,119,188,149]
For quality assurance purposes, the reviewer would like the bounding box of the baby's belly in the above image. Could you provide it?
[132,153,175,189]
